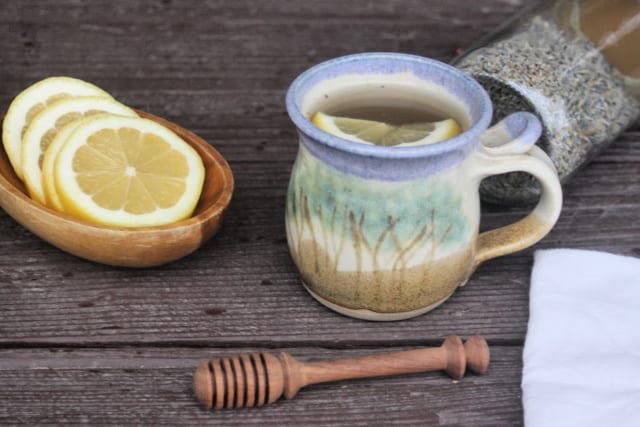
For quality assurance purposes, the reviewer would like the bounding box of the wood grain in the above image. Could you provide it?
[1,134,637,345]
[0,345,522,426]
[0,0,637,424]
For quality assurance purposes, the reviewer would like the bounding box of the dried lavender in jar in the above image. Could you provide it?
[455,1,640,204]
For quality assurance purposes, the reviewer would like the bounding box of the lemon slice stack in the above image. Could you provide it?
[2,77,205,228]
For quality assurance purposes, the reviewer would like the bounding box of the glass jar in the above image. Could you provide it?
[453,0,640,204]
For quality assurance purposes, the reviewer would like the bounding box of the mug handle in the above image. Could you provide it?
[470,112,563,269]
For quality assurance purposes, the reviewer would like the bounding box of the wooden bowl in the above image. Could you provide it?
[0,110,234,267]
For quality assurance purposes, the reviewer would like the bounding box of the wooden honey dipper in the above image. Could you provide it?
[193,335,489,410]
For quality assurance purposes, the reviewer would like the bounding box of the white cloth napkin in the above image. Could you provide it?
[522,249,640,427]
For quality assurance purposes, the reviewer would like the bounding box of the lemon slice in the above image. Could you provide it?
[42,119,82,212]
[53,115,205,228]
[311,112,461,147]
[22,97,138,205]
[42,114,119,212]
[2,77,112,180]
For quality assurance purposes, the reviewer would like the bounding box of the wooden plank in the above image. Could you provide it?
[0,0,521,109]
[0,345,523,426]
[0,131,637,344]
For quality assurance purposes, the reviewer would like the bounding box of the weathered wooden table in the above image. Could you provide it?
[1,1,638,425]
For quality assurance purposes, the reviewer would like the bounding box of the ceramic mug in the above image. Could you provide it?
[285,53,562,321]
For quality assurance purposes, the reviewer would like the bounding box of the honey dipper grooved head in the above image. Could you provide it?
[193,353,288,409]
[193,361,213,409]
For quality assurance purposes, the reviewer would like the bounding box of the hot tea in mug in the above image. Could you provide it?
[310,81,463,147]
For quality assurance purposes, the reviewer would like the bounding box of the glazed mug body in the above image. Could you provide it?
[285,53,562,321]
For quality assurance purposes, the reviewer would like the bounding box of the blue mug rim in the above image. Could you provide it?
[285,52,493,159]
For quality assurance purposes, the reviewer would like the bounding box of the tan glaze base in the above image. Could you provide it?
[304,282,459,321]
[291,239,474,315]
[0,110,234,267]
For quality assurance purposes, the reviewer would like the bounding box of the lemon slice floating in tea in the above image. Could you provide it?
[2,76,112,180]
[53,115,205,228]
[312,112,461,147]
[22,96,137,206]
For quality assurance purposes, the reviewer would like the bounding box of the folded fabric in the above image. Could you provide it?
[522,249,640,427]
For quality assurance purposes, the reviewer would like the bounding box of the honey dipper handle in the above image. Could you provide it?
[280,335,488,400]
